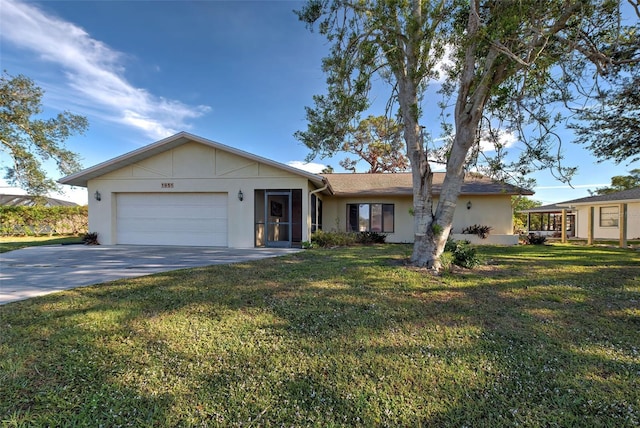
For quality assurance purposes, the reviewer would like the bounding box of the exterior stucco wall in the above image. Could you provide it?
[320,194,514,243]
[573,202,640,240]
[321,195,414,242]
[88,142,312,247]
[452,195,514,235]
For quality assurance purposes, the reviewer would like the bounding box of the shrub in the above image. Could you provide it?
[439,251,455,272]
[462,224,493,239]
[443,239,481,269]
[525,233,547,245]
[356,231,387,245]
[0,206,88,236]
[311,231,358,248]
[310,230,387,248]
[82,232,99,245]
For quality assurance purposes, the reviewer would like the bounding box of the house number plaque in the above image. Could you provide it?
[161,182,174,188]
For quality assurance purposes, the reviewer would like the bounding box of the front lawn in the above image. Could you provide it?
[1,244,638,426]
[0,235,83,253]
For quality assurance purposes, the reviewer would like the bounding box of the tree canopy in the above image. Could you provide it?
[591,169,640,195]
[512,196,542,234]
[338,115,409,173]
[295,0,639,269]
[0,72,88,196]
[572,73,640,165]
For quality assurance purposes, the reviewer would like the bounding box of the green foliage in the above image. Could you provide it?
[311,230,386,247]
[339,115,409,173]
[356,231,387,245]
[462,224,493,239]
[0,235,83,253]
[301,240,315,249]
[0,206,88,236]
[512,196,542,234]
[431,223,443,236]
[525,233,548,245]
[311,230,359,247]
[293,1,452,162]
[443,239,481,269]
[82,232,99,245]
[0,72,88,195]
[590,169,640,195]
[438,249,455,272]
[573,73,640,164]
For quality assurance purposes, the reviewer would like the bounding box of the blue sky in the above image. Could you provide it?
[1,0,637,205]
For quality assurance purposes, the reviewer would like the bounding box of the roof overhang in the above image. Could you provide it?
[557,198,639,208]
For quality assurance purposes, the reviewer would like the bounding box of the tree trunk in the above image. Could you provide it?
[413,2,494,270]
[400,0,489,270]
[397,75,442,269]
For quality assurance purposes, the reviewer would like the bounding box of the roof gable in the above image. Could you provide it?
[59,132,326,187]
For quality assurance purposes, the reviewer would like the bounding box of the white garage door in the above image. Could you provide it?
[116,193,227,246]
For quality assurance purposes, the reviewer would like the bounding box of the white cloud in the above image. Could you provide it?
[478,129,518,153]
[1,0,210,140]
[286,161,328,174]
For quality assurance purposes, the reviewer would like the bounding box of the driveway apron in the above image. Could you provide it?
[0,245,299,305]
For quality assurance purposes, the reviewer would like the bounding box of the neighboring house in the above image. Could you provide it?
[0,194,78,207]
[521,187,640,246]
[518,203,576,238]
[59,132,531,248]
[559,188,640,244]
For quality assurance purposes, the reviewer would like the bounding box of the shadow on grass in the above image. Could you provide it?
[1,244,638,425]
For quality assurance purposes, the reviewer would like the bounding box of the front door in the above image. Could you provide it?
[266,192,291,247]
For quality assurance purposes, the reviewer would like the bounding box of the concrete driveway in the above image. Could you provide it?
[0,245,300,305]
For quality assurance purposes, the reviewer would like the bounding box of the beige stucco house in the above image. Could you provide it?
[60,132,531,247]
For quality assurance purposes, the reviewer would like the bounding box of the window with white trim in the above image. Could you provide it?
[599,206,619,227]
[347,203,394,233]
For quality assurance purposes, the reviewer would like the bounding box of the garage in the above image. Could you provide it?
[116,193,228,246]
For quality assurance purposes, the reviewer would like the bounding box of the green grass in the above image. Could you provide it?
[1,244,638,426]
[0,235,83,253]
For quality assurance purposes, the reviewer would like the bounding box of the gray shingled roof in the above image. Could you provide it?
[559,187,640,205]
[519,203,574,214]
[321,172,532,196]
[0,194,79,207]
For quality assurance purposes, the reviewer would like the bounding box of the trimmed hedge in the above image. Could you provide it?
[0,206,88,236]
[310,230,387,248]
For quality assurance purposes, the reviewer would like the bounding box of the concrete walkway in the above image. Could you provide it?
[0,245,300,305]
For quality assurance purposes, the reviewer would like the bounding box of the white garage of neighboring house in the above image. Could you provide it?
[60,132,531,248]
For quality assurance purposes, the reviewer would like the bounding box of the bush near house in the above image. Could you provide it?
[311,230,387,247]
[525,233,548,245]
[0,206,88,236]
[443,239,481,269]
[462,224,493,239]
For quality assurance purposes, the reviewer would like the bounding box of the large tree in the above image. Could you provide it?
[512,196,542,234]
[295,0,638,269]
[0,72,88,197]
[591,169,640,195]
[339,115,409,173]
[572,72,640,164]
